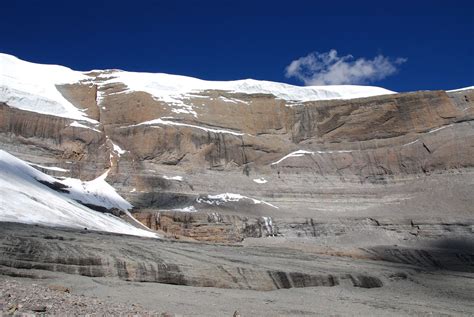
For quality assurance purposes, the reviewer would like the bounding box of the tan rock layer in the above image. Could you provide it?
[133,211,270,243]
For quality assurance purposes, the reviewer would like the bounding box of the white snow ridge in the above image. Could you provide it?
[0,150,157,238]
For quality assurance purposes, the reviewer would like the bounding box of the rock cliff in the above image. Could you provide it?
[1,53,473,247]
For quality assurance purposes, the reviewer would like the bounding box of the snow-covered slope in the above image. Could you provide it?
[0,150,157,238]
[0,53,95,122]
[60,170,132,211]
[0,53,397,121]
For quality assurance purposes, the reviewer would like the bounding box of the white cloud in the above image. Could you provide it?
[285,49,406,86]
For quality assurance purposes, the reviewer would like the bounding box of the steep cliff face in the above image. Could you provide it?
[1,54,473,242]
[57,81,474,182]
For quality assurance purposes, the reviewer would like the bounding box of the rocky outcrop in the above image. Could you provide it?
[133,211,276,242]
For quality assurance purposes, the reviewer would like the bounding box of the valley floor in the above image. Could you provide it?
[0,223,473,316]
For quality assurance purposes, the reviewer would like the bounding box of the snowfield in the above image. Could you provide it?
[0,150,157,238]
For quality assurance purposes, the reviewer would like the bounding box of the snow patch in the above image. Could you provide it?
[163,175,184,181]
[253,178,268,184]
[218,96,250,104]
[427,124,453,134]
[70,121,102,133]
[110,141,126,156]
[172,206,197,212]
[130,118,245,136]
[219,96,239,104]
[197,193,278,209]
[271,149,353,165]
[170,106,197,117]
[402,139,420,147]
[28,163,69,172]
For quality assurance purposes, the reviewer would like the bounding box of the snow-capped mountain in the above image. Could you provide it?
[0,52,473,240]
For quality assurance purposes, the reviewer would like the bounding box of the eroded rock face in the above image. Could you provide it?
[4,78,473,179]
[1,69,473,242]
[133,211,277,242]
[4,79,473,174]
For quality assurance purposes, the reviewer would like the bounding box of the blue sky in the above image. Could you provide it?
[1,0,472,92]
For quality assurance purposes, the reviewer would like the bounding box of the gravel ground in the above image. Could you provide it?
[1,269,473,317]
[0,278,167,316]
